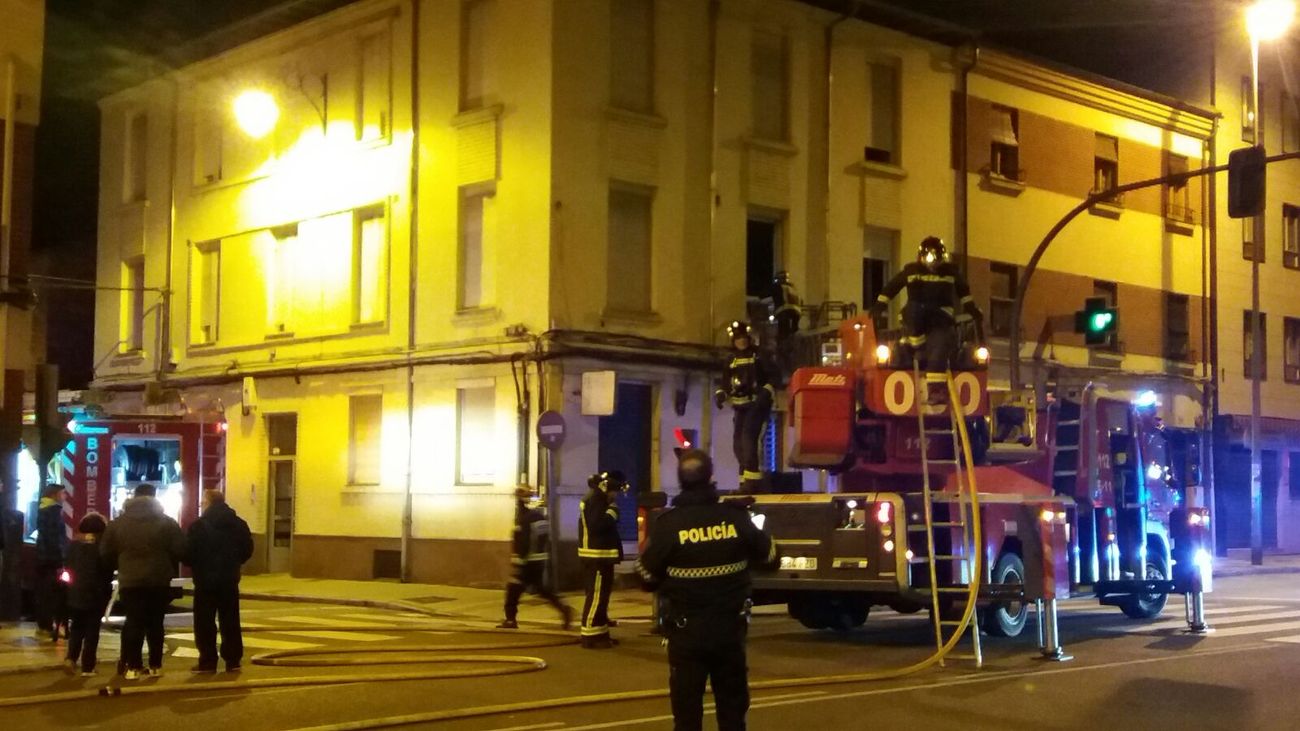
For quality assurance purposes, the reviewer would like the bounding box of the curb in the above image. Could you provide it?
[1213,566,1300,578]
[234,591,450,618]
[0,660,61,676]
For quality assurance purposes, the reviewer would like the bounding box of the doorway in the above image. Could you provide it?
[746,214,783,298]
[598,382,655,542]
[266,414,297,573]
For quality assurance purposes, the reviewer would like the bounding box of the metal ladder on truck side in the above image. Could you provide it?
[911,368,983,668]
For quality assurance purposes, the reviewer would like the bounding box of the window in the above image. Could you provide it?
[1286,317,1300,383]
[194,104,222,185]
[747,212,784,298]
[989,105,1020,180]
[610,0,654,113]
[1164,293,1190,362]
[866,60,900,165]
[1093,280,1119,351]
[348,394,382,486]
[124,112,148,203]
[751,28,788,141]
[1285,93,1300,153]
[192,242,220,345]
[607,185,653,312]
[1094,133,1118,194]
[1243,76,1257,143]
[459,188,492,310]
[460,0,493,111]
[1244,216,1265,262]
[456,383,496,485]
[1245,310,1268,380]
[354,206,387,324]
[1164,153,1192,224]
[1285,205,1300,269]
[270,224,299,334]
[989,262,1018,339]
[358,31,391,141]
[120,257,145,353]
[862,225,899,321]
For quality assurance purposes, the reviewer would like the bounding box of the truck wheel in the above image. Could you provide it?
[983,553,1029,638]
[789,599,826,630]
[823,596,869,632]
[1119,560,1169,620]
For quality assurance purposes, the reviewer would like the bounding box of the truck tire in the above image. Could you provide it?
[983,553,1029,638]
[1119,560,1169,620]
[822,595,869,632]
[789,599,827,630]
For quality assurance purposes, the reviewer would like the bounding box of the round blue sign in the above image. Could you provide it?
[536,410,566,450]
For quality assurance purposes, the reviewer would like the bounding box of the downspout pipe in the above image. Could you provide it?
[158,78,181,384]
[401,0,421,583]
[1,57,16,288]
[823,2,855,302]
[954,43,978,276]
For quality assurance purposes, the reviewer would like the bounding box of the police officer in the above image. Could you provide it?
[499,487,572,630]
[869,236,983,371]
[714,321,774,494]
[577,471,626,649]
[635,449,776,731]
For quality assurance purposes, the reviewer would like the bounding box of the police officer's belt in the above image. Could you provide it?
[666,560,749,579]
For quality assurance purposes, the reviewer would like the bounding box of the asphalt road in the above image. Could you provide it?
[4,575,1300,730]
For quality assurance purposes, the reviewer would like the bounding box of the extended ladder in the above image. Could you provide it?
[913,368,983,668]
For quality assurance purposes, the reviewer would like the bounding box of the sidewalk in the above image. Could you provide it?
[1213,550,1300,577]
[0,625,122,675]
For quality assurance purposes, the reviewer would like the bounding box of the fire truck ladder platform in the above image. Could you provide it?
[913,367,985,668]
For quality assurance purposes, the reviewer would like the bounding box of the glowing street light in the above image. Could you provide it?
[233,89,279,138]
[1247,0,1295,42]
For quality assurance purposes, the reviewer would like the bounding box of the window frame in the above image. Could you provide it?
[609,0,656,114]
[1164,292,1191,362]
[456,382,497,486]
[357,29,393,142]
[866,59,901,166]
[989,105,1021,181]
[1244,215,1265,262]
[1163,152,1193,225]
[606,182,656,314]
[191,240,221,346]
[353,204,389,325]
[124,110,149,203]
[989,262,1018,339]
[459,0,492,112]
[750,27,790,142]
[1284,204,1300,270]
[1093,133,1119,195]
[120,256,146,354]
[1286,316,1300,384]
[1245,309,1268,381]
[347,393,383,487]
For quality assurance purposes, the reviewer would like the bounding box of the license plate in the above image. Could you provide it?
[779,556,818,570]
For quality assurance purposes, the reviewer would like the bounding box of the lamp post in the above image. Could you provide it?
[1245,0,1294,566]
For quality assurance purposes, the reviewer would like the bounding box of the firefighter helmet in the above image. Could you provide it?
[727,320,751,342]
[588,471,628,492]
[918,236,948,265]
[773,271,792,285]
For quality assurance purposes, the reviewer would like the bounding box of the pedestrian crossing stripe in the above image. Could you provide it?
[1203,620,1300,639]
[166,633,320,650]
[276,614,392,629]
[277,630,400,642]
[338,612,429,623]
[1109,606,1285,634]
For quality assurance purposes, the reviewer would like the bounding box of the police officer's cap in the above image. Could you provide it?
[676,449,714,489]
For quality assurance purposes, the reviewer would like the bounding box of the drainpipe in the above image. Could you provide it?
[158,77,181,385]
[703,0,720,452]
[1206,30,1220,556]
[401,0,421,583]
[1,57,16,290]
[953,43,977,278]
[823,2,855,304]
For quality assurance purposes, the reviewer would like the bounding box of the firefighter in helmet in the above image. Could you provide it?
[577,471,626,648]
[714,321,774,494]
[499,487,572,630]
[769,271,803,378]
[635,449,776,731]
[868,236,983,371]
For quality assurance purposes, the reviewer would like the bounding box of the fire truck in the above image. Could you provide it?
[736,316,1212,646]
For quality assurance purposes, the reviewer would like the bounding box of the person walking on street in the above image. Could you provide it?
[101,483,186,680]
[636,449,776,731]
[498,487,572,630]
[63,512,112,676]
[34,484,69,641]
[577,471,626,649]
[184,489,253,674]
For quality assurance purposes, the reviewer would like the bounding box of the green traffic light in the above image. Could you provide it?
[1090,311,1114,332]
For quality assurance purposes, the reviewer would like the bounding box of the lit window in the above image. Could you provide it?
[125,111,148,203]
[120,257,145,353]
[269,224,298,334]
[1094,133,1118,194]
[354,206,388,324]
[1284,204,1300,269]
[751,28,788,141]
[607,185,653,313]
[866,60,900,165]
[192,241,220,345]
[989,105,1020,180]
[1244,216,1264,262]
[457,383,496,485]
[1164,153,1192,226]
[358,30,391,141]
[459,188,493,310]
[460,0,493,111]
[349,394,382,486]
[610,0,654,113]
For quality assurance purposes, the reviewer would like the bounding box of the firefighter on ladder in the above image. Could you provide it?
[715,321,774,494]
[868,236,983,372]
[769,271,802,378]
[578,471,627,648]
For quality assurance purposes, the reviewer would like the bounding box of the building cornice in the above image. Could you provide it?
[973,49,1217,141]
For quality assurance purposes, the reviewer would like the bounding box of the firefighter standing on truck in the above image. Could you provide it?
[578,471,626,649]
[499,487,573,630]
[715,321,774,494]
[868,236,983,371]
[636,449,776,731]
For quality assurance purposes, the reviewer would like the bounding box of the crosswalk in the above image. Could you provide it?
[166,610,419,659]
[1101,602,1300,644]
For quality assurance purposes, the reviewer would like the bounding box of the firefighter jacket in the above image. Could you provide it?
[873,261,979,324]
[717,348,775,407]
[510,502,551,566]
[35,497,67,566]
[771,281,801,318]
[578,487,623,563]
[635,487,776,616]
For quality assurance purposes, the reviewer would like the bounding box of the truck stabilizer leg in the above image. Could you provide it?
[1183,591,1212,635]
[1035,598,1073,662]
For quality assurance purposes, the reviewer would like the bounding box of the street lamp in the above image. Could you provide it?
[1245,0,1294,566]
[233,89,279,139]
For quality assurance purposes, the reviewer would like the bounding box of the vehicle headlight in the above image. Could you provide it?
[975,346,990,364]
[874,344,891,365]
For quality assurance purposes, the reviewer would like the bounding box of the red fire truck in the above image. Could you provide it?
[738,316,1212,640]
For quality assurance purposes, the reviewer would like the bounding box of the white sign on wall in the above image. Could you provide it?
[581,371,617,416]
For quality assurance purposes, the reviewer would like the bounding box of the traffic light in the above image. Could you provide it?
[1228,145,1266,219]
[1074,297,1118,346]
